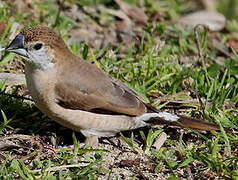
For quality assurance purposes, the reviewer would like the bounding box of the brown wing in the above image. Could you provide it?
[54,57,147,116]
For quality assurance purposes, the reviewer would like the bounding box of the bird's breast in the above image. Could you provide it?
[25,63,56,111]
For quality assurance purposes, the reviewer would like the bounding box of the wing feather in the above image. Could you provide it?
[54,58,147,116]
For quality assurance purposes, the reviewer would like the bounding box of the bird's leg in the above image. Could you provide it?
[84,135,99,148]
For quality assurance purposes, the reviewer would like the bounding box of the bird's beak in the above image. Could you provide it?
[6,34,29,58]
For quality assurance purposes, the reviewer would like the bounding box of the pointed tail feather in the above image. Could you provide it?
[172,115,219,130]
[136,112,219,131]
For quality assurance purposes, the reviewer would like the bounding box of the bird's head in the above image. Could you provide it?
[6,26,71,69]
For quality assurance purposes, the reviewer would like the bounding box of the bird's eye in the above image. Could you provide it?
[33,43,43,50]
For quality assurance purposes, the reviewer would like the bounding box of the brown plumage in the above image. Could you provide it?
[21,26,66,49]
[5,26,219,146]
[21,26,71,62]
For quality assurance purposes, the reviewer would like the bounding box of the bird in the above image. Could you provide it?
[4,26,219,146]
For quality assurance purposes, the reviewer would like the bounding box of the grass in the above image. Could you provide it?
[0,0,238,179]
